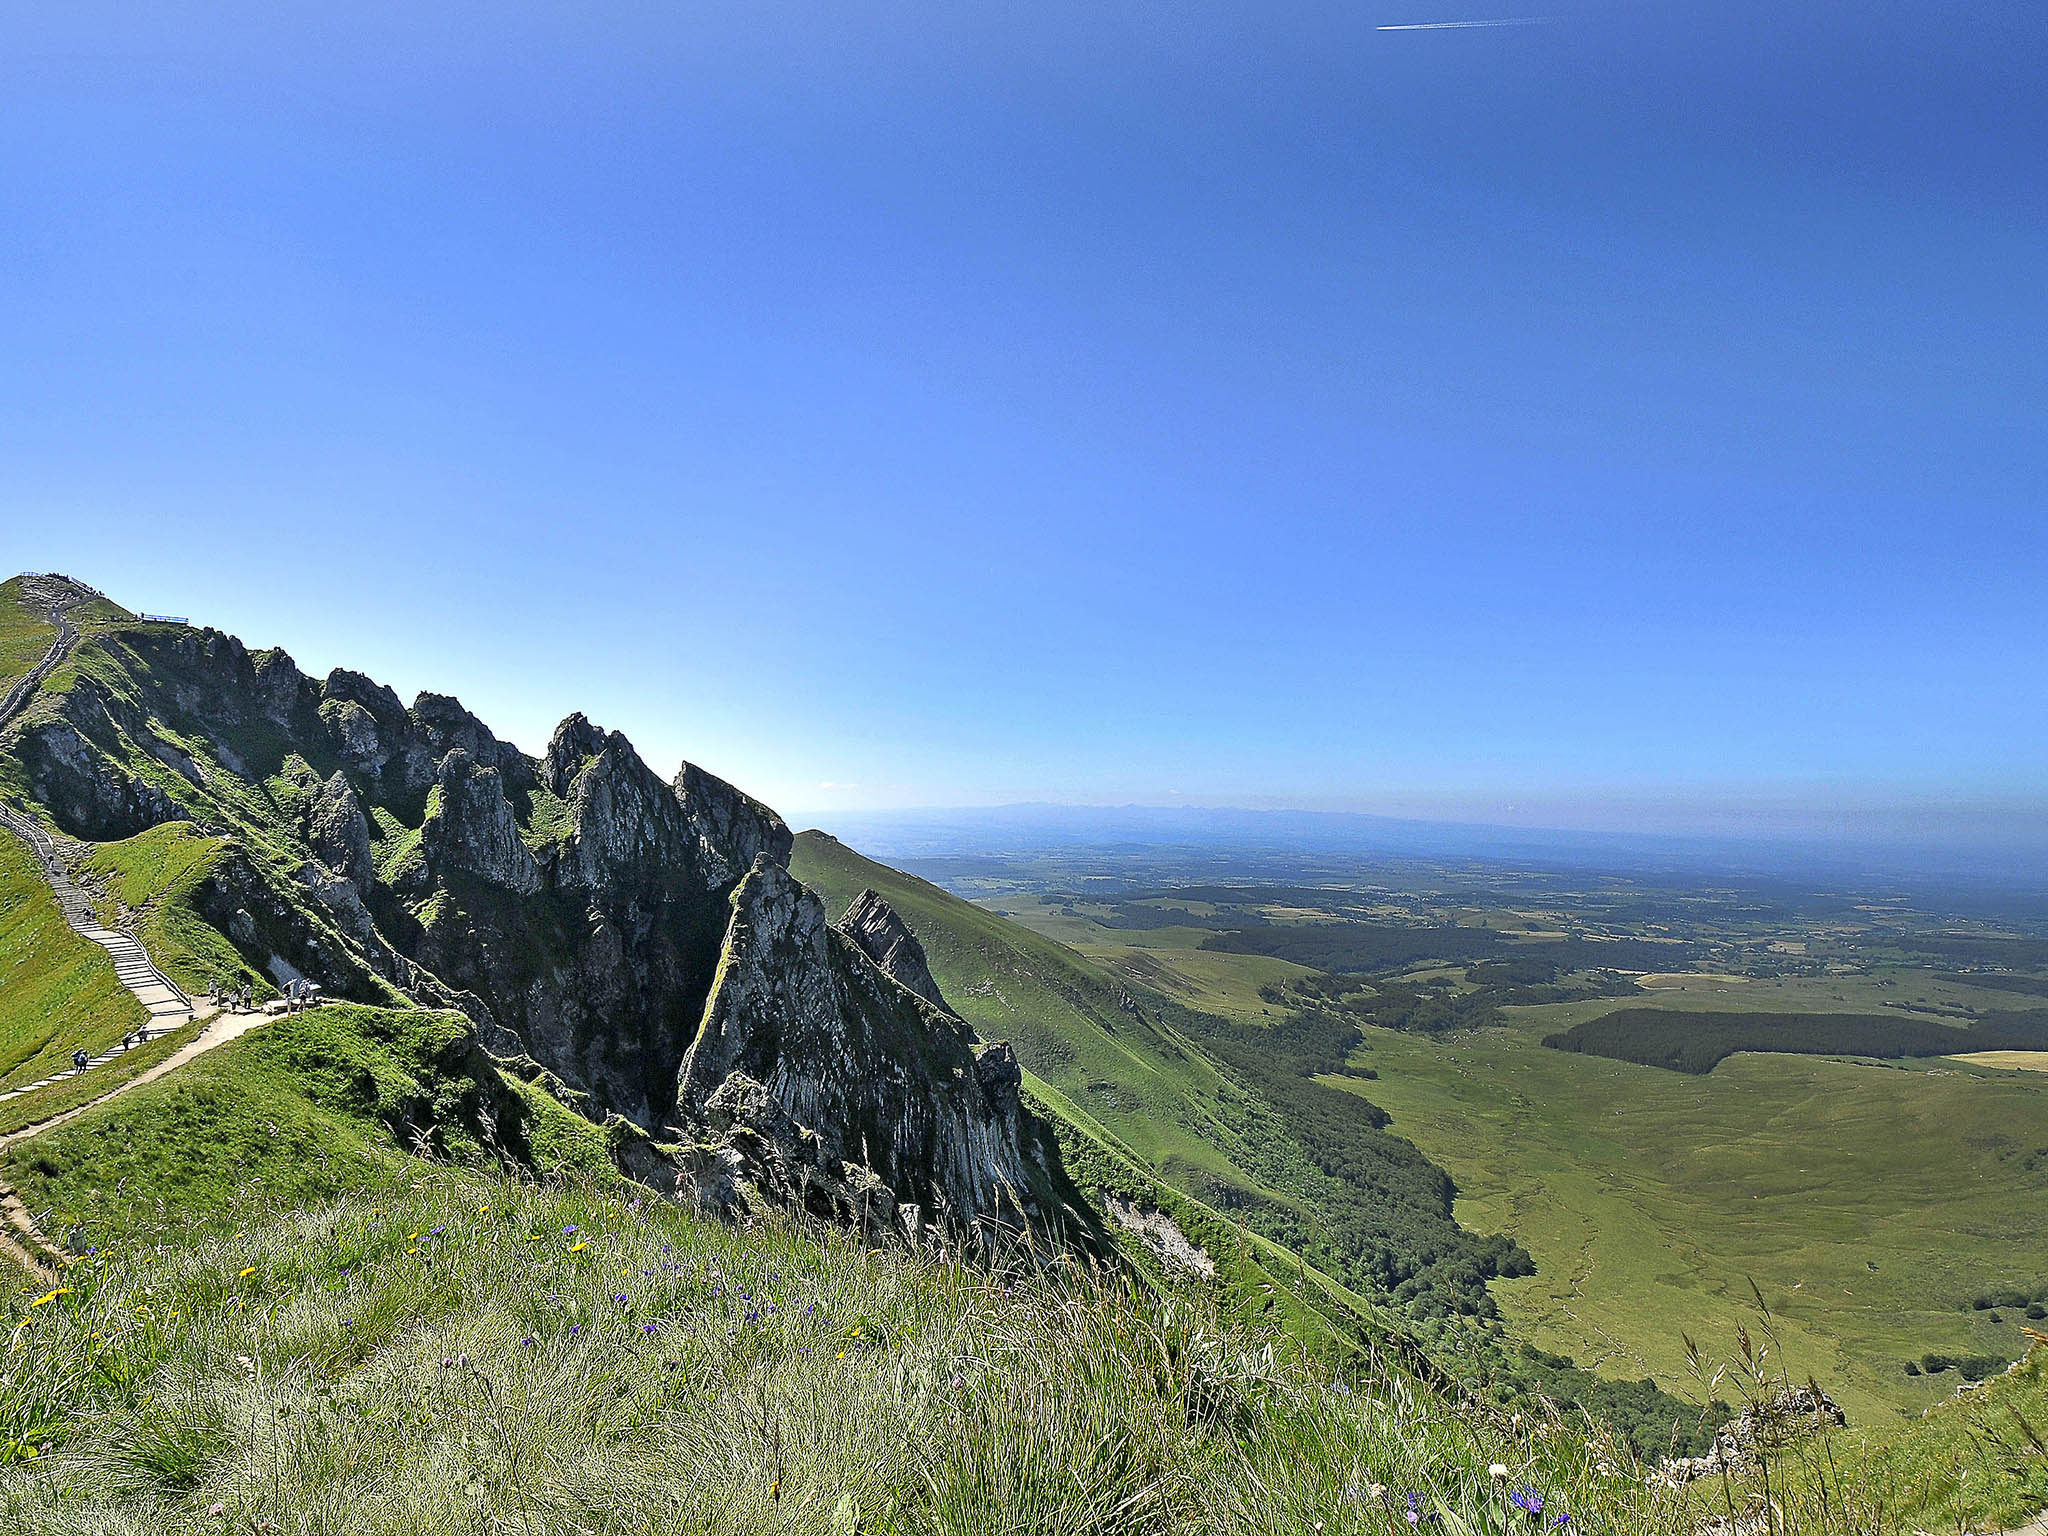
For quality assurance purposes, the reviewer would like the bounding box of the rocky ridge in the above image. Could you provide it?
[0,580,1085,1250]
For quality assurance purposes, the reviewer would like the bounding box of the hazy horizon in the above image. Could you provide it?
[797,796,2048,887]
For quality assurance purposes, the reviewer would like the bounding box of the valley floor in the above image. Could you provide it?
[1337,1007,2048,1426]
[991,886,2048,1429]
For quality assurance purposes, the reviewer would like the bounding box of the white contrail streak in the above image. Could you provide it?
[1376,16,1554,29]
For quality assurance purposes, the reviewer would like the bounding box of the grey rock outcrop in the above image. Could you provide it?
[424,749,542,895]
[673,761,792,885]
[835,887,953,1014]
[1658,1386,1846,1486]
[676,858,1075,1247]
[12,717,191,841]
[307,770,374,887]
[412,692,529,782]
[537,715,789,898]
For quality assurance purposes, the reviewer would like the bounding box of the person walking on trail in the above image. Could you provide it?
[72,1047,89,1074]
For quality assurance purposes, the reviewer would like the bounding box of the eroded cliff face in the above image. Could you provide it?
[0,592,1084,1249]
[674,865,1067,1245]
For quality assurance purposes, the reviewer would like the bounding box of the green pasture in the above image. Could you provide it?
[1015,915,2048,1425]
[1332,1005,2048,1425]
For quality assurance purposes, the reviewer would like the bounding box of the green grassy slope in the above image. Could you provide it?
[0,1003,615,1254]
[0,1023,201,1139]
[0,1176,1699,1536]
[1812,1345,2048,1530]
[0,827,145,1090]
[0,580,56,698]
[0,576,132,697]
[79,821,271,998]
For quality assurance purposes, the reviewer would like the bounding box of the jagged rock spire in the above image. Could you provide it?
[835,888,954,1016]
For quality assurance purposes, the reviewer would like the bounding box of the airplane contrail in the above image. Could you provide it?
[1377,16,1554,29]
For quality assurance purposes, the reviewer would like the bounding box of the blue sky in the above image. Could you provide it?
[5,3,2044,837]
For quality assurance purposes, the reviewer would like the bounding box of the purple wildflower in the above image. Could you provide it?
[1510,1489,1546,1517]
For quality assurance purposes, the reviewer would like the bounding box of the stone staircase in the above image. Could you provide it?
[0,574,91,730]
[0,800,198,1099]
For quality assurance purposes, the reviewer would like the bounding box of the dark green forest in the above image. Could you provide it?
[1543,1007,2048,1074]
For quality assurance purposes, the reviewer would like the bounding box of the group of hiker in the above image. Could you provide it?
[205,975,322,1013]
[65,974,324,1079]
[74,1019,157,1072]
[210,977,255,1013]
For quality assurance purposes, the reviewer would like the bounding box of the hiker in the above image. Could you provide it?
[121,1032,133,1052]
[240,981,252,1012]
[72,1047,89,1075]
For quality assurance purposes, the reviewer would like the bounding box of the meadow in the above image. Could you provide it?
[0,1173,1691,1535]
[5,1169,2042,1535]
[1337,1007,2048,1426]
